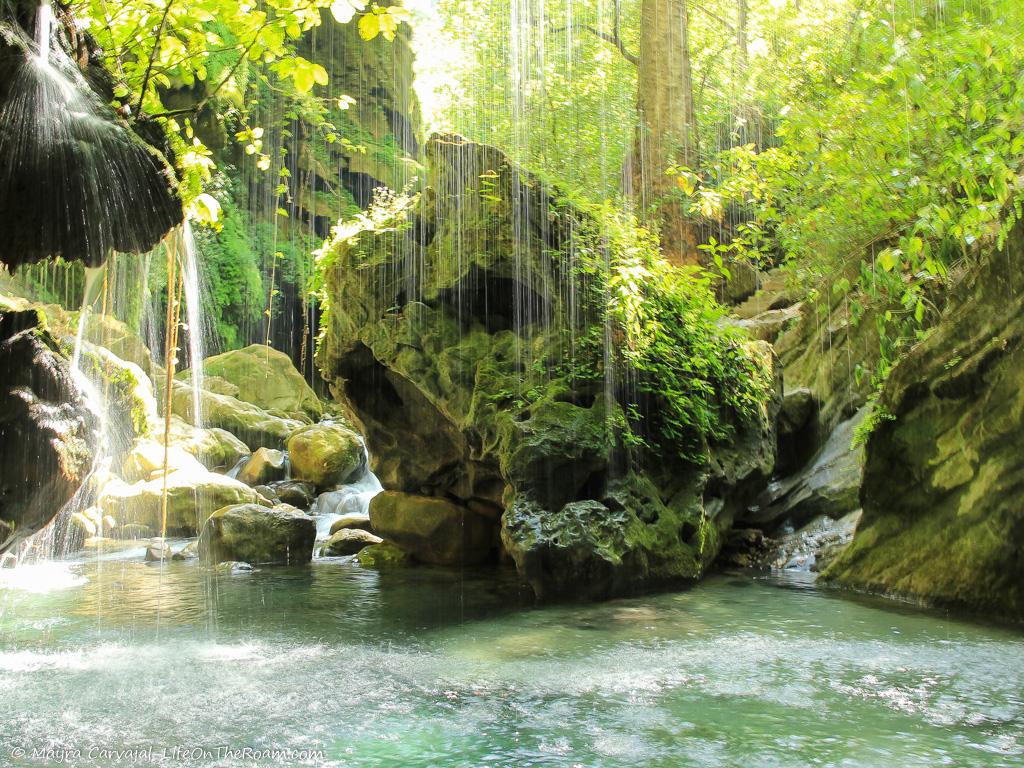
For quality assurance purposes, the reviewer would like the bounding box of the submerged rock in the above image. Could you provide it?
[369,491,495,566]
[145,539,172,562]
[199,503,316,565]
[236,447,287,487]
[287,423,363,488]
[355,541,412,568]
[320,528,382,557]
[826,219,1024,619]
[0,310,95,554]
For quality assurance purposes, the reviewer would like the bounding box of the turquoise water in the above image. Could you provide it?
[1,549,1022,767]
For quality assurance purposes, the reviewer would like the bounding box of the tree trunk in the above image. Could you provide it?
[633,0,700,265]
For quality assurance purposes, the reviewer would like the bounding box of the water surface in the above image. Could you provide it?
[1,550,1021,767]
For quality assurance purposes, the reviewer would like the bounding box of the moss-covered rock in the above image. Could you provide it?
[171,381,302,450]
[825,219,1024,620]
[355,541,412,568]
[193,344,323,421]
[315,135,778,598]
[287,422,363,488]
[98,468,266,535]
[198,503,316,565]
[369,491,496,565]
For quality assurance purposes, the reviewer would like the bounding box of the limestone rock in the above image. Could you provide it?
[748,408,865,530]
[98,468,265,535]
[198,503,316,565]
[196,344,323,420]
[236,447,287,487]
[122,438,207,483]
[287,423,363,488]
[369,491,495,566]
[158,417,249,472]
[171,381,302,450]
[315,136,780,598]
[825,219,1024,620]
[319,527,382,556]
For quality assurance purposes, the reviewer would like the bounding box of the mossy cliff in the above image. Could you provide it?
[825,217,1024,620]
[316,134,778,599]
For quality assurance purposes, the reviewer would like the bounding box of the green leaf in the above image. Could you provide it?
[358,13,380,40]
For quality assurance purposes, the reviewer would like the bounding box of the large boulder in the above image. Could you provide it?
[825,219,1024,620]
[287,422,363,488]
[98,468,266,535]
[0,310,95,554]
[369,491,496,566]
[171,381,302,450]
[198,503,316,565]
[315,135,779,598]
[195,344,323,420]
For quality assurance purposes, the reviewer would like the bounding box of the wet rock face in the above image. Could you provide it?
[826,220,1024,620]
[317,135,780,598]
[0,310,95,554]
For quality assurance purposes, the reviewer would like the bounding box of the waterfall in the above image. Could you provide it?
[34,0,51,66]
[175,222,206,429]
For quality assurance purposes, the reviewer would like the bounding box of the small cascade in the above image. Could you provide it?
[311,439,383,541]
